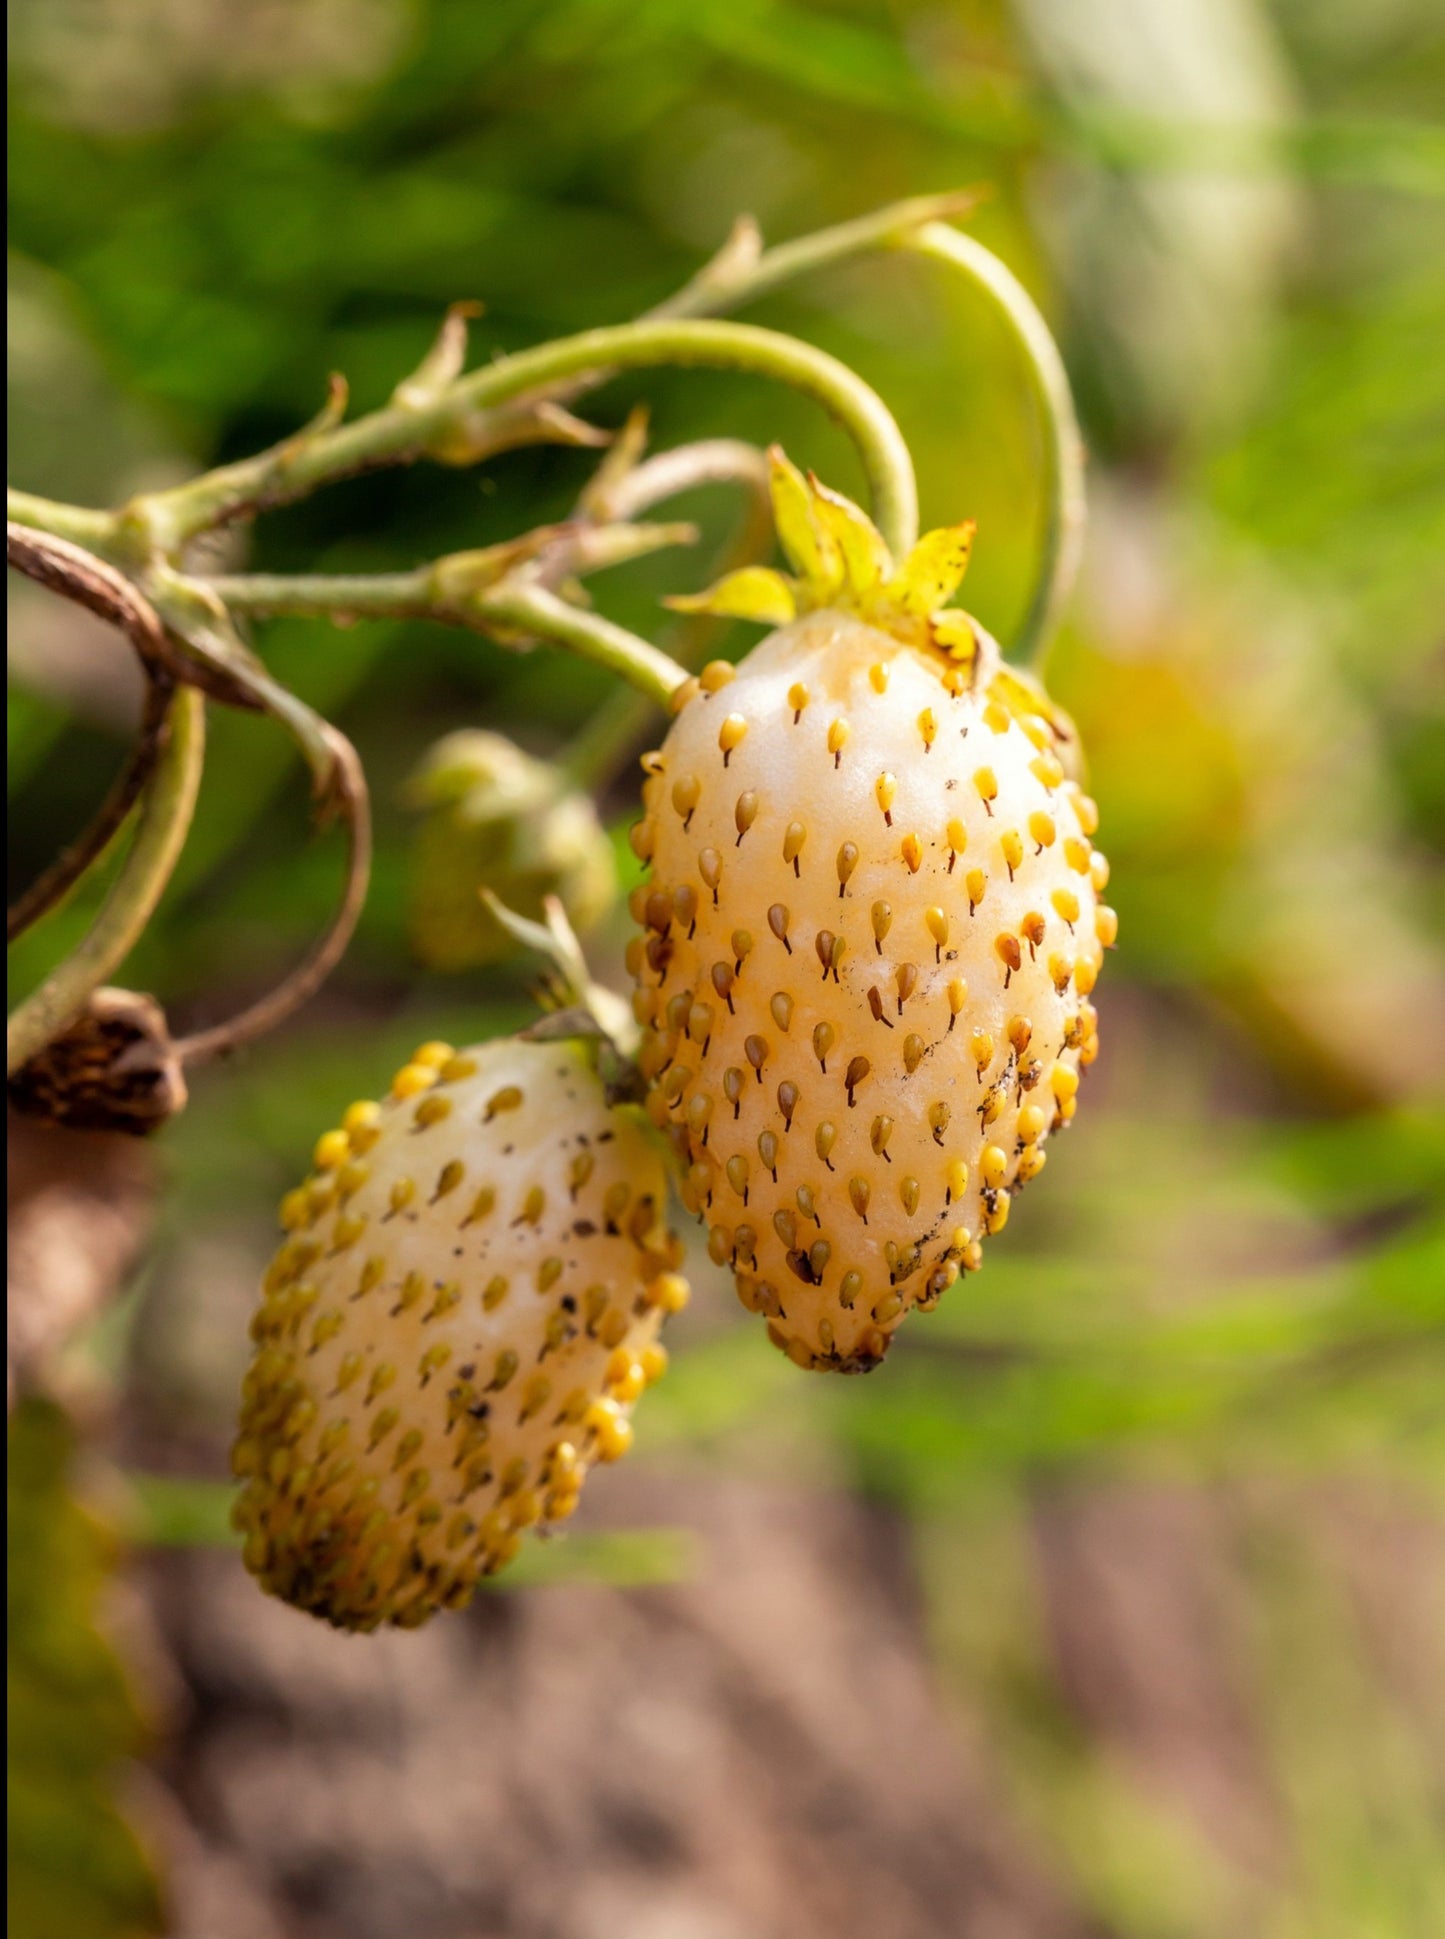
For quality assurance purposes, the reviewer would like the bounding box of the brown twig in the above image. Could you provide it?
[171,725,372,1066]
[5,525,189,941]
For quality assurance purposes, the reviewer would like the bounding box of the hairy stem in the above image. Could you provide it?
[201,566,690,706]
[7,686,206,1075]
[131,318,918,563]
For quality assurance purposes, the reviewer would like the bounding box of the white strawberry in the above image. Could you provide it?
[232,1035,687,1629]
[627,452,1112,1370]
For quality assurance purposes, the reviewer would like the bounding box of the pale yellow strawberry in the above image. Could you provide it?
[627,452,1112,1371]
[232,1035,686,1629]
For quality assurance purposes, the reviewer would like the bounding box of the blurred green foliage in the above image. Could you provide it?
[8,0,1445,1931]
[7,1403,162,1939]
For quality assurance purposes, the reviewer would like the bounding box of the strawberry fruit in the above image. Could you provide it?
[628,452,1112,1371]
[232,1036,686,1629]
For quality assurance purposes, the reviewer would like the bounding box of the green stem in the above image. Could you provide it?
[134,318,918,564]
[7,685,206,1074]
[904,224,1085,669]
[6,488,120,554]
[478,585,688,708]
[201,568,689,706]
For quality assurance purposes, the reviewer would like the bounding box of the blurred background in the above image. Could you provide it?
[8,2,1444,1935]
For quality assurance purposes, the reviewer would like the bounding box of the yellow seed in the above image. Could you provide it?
[1018,1146,1048,1183]
[699,847,723,894]
[788,681,810,716]
[903,1032,925,1073]
[965,867,987,910]
[414,1092,452,1129]
[439,1054,478,1083]
[1030,753,1064,791]
[649,1271,691,1314]
[971,1029,994,1075]
[700,658,736,692]
[1000,829,1024,877]
[869,661,889,693]
[1096,905,1119,947]
[848,1177,871,1219]
[1052,887,1080,926]
[413,1041,455,1069]
[1073,791,1100,834]
[718,713,748,758]
[973,767,998,811]
[278,1188,311,1232]
[875,773,897,820]
[463,1184,496,1226]
[733,794,759,843]
[900,832,923,872]
[925,907,949,954]
[390,1062,436,1100]
[815,1121,837,1166]
[827,718,850,759]
[343,1098,382,1140]
[518,1184,546,1225]
[947,1158,969,1200]
[1050,1063,1080,1103]
[586,1399,634,1463]
[1029,810,1056,850]
[813,1022,835,1069]
[1091,851,1111,891]
[837,842,859,891]
[1017,1104,1047,1144]
[337,1159,371,1199]
[900,1176,920,1217]
[782,822,807,869]
[981,1145,1008,1188]
[485,1085,523,1121]
[983,701,1011,734]
[672,773,702,818]
[918,708,937,750]
[482,1274,509,1310]
[313,1129,351,1172]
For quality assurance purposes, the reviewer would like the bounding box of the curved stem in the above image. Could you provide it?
[200,566,689,705]
[477,584,688,707]
[136,318,918,565]
[905,224,1085,669]
[559,441,776,794]
[7,685,206,1075]
[173,728,371,1066]
[7,677,173,943]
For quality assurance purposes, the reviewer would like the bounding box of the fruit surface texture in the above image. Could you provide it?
[630,465,1111,1370]
[233,1036,684,1629]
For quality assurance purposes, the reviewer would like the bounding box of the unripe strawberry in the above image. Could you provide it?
[406,729,617,971]
[232,1035,686,1630]
[629,453,1112,1371]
